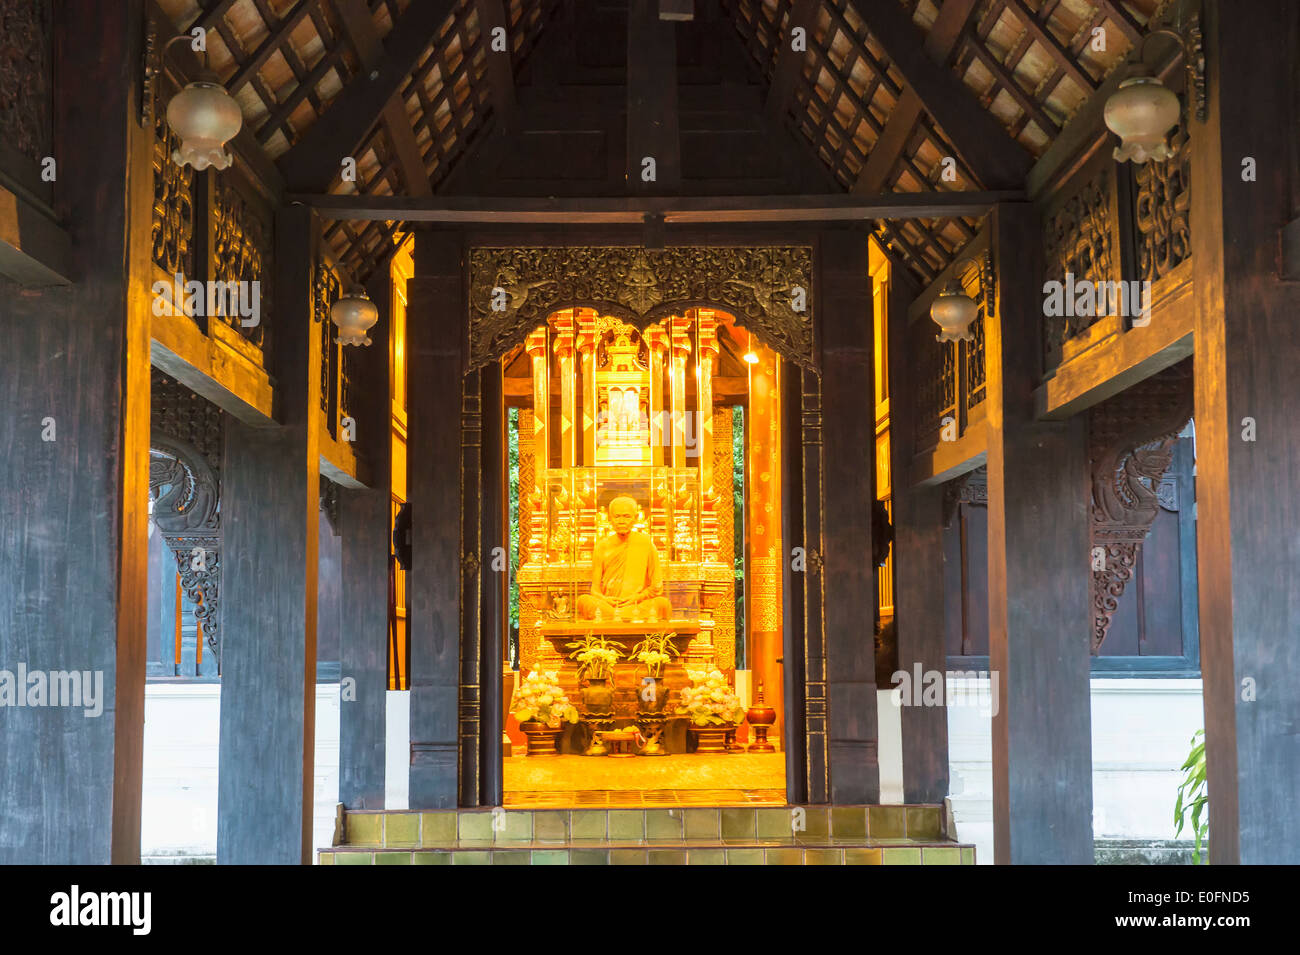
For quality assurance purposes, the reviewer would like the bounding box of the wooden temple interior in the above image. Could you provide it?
[1,0,1298,866]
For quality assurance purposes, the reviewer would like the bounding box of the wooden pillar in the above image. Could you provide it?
[407,231,464,808]
[886,275,949,803]
[335,268,395,809]
[1191,0,1300,864]
[479,364,506,807]
[781,360,809,803]
[460,369,483,805]
[0,0,150,864]
[820,230,879,803]
[985,202,1093,864]
[218,205,322,864]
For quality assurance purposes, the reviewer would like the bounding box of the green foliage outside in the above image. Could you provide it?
[1174,728,1208,863]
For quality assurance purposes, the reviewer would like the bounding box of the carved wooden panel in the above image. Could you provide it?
[1089,361,1193,652]
[1042,157,1120,370]
[911,320,955,452]
[314,260,341,424]
[211,177,270,347]
[151,85,195,282]
[0,0,51,164]
[468,247,815,370]
[1132,123,1191,285]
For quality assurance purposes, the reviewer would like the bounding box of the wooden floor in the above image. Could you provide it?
[503,752,786,806]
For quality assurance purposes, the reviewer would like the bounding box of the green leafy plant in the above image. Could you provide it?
[1174,728,1208,864]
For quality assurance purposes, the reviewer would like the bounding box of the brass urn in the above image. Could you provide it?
[746,681,777,753]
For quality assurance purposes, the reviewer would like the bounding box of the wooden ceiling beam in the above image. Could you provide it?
[333,0,434,197]
[289,189,1022,222]
[278,0,456,192]
[765,0,819,120]
[475,0,518,127]
[846,0,1031,188]
[854,0,980,195]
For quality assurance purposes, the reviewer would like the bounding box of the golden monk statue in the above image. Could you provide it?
[576,496,674,621]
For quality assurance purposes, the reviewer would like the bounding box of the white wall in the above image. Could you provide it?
[942,676,1204,864]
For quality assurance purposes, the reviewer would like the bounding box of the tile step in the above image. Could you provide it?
[319,842,976,865]
[339,804,952,849]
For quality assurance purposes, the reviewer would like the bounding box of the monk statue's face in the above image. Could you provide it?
[608,499,637,537]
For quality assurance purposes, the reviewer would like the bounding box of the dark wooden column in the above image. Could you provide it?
[407,231,464,808]
[459,369,483,805]
[886,277,950,803]
[335,268,395,809]
[985,202,1093,864]
[820,230,879,803]
[479,364,506,807]
[217,205,322,864]
[781,359,810,804]
[1192,0,1300,865]
[0,0,150,865]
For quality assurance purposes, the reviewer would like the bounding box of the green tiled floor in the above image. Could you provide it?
[321,804,975,866]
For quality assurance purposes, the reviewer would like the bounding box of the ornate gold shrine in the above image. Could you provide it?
[516,310,733,706]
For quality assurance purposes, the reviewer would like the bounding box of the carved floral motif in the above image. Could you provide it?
[152,105,195,280]
[468,246,814,370]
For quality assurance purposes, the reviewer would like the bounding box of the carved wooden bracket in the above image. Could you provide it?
[1089,361,1193,652]
[151,373,224,660]
[942,466,987,528]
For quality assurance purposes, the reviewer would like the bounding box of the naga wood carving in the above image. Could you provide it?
[151,373,223,660]
[1089,362,1192,652]
[468,246,814,370]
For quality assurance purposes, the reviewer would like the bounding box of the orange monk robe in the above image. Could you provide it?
[594,530,663,601]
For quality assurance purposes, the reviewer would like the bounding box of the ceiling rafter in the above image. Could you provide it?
[846,0,1031,189]
[854,0,980,195]
[278,0,458,192]
[334,0,433,197]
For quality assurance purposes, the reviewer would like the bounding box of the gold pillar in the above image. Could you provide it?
[669,316,691,469]
[697,311,718,494]
[577,310,598,466]
[553,312,576,468]
[646,325,667,466]
[526,328,548,476]
[746,342,783,749]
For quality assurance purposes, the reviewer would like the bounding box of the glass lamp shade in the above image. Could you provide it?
[931,283,978,343]
[331,288,379,346]
[1104,75,1181,164]
[166,80,243,171]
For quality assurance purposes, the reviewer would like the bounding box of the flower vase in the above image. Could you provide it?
[520,720,563,757]
[580,675,615,716]
[689,724,730,754]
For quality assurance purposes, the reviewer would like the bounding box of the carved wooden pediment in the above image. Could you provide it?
[468,246,815,371]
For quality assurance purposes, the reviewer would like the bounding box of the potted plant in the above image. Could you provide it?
[510,670,578,756]
[629,632,679,713]
[565,633,621,716]
[676,668,745,754]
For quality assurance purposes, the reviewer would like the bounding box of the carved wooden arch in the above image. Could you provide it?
[467,246,815,371]
[150,433,222,659]
[1089,361,1193,652]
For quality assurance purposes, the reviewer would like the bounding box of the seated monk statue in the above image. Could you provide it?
[576,496,675,622]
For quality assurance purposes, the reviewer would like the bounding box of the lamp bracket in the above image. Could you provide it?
[1135,14,1207,123]
[141,21,209,128]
